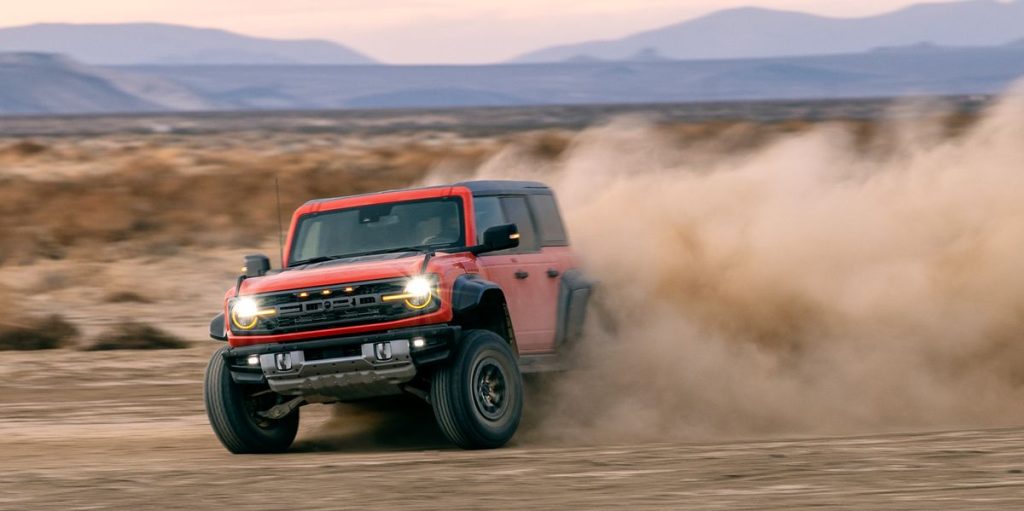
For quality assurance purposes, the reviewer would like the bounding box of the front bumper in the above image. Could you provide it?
[223,325,458,402]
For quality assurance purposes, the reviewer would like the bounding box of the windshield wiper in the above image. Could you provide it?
[351,245,441,272]
[291,244,448,269]
[291,248,417,267]
[290,255,344,267]
[380,245,441,272]
[346,245,441,259]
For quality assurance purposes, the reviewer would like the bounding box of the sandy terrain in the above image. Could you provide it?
[3,104,1024,509]
[1,347,1022,510]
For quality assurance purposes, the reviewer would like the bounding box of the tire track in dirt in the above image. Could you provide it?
[1,349,1023,510]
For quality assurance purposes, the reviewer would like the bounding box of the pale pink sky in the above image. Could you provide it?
[4,0,968,63]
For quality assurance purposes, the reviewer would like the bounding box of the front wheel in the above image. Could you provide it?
[431,329,523,449]
[204,346,299,454]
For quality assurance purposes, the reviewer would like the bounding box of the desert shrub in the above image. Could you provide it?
[527,131,571,160]
[0,314,79,350]
[36,269,72,291]
[2,140,48,156]
[0,120,966,266]
[103,290,154,304]
[84,321,189,350]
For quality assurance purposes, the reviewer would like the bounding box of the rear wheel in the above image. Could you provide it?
[431,329,523,449]
[204,346,299,454]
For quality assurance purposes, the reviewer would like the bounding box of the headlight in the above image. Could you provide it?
[383,275,436,310]
[404,276,433,308]
[230,297,275,330]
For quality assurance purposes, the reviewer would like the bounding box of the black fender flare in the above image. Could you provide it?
[555,269,594,348]
[210,313,227,341]
[451,274,505,315]
[450,274,516,350]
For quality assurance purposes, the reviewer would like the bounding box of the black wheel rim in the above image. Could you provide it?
[472,357,508,421]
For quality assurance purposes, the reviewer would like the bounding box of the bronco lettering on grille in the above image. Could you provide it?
[232,277,431,335]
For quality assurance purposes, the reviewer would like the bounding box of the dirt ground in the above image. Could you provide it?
[0,347,1022,510]
[3,105,1024,509]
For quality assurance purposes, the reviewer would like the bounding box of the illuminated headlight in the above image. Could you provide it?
[230,297,275,330]
[404,276,433,308]
[383,275,437,310]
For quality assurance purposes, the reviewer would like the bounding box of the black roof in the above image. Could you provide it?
[454,180,552,196]
[305,180,551,206]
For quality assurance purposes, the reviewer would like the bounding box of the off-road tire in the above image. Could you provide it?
[204,346,299,454]
[431,329,523,449]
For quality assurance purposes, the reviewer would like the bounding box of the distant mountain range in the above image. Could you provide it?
[1,1,1023,66]
[515,0,1024,62]
[3,42,1024,115]
[0,23,375,65]
[0,53,212,114]
[3,0,1024,114]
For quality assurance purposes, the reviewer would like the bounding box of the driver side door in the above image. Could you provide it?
[474,195,560,354]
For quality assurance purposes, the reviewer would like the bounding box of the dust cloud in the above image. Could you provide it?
[441,88,1024,443]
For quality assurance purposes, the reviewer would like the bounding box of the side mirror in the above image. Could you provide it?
[469,224,520,255]
[243,253,271,277]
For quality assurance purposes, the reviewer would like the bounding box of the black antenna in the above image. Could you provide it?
[275,175,284,267]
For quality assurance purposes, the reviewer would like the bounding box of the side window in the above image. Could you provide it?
[473,196,505,244]
[499,196,540,252]
[528,194,568,246]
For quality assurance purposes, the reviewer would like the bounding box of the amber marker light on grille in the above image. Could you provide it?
[298,292,309,298]
[322,289,332,296]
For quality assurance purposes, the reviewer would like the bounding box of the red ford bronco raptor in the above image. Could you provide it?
[204,180,592,453]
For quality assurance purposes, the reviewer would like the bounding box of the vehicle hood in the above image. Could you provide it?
[237,254,425,296]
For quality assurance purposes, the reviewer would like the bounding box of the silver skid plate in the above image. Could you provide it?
[259,340,416,402]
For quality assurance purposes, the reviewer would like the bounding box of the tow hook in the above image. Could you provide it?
[258,396,304,420]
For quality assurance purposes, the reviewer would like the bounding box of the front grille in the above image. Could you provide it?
[232,277,437,336]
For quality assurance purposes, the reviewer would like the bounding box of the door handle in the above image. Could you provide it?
[546,268,560,278]
[514,270,529,279]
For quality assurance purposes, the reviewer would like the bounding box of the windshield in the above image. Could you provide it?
[288,197,465,266]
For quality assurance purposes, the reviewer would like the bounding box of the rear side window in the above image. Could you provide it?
[472,195,540,253]
[528,194,568,246]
